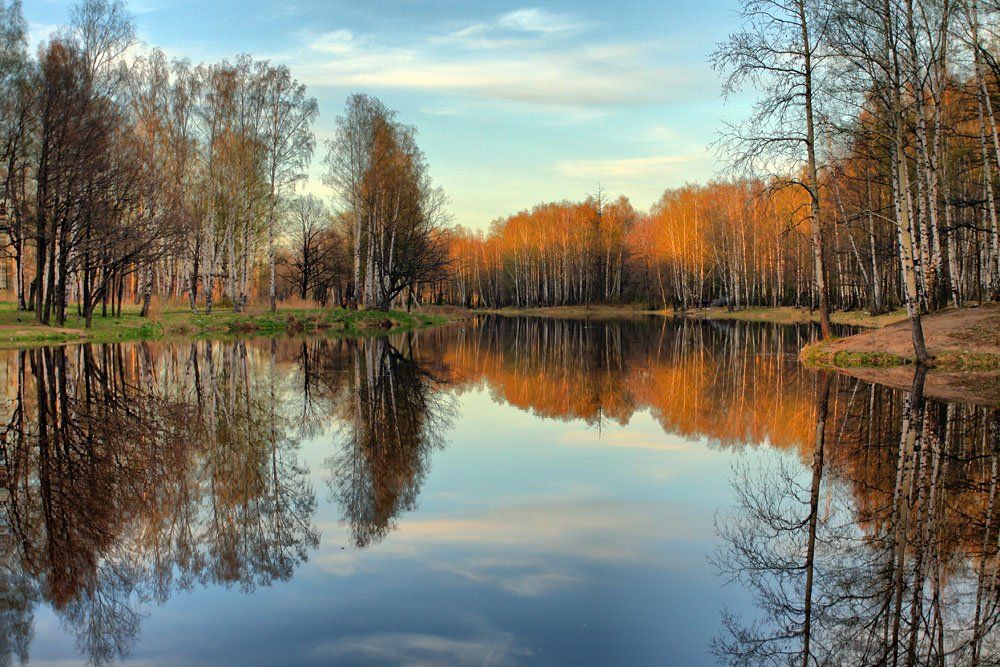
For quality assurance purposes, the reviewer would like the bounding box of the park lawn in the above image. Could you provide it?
[0,301,450,348]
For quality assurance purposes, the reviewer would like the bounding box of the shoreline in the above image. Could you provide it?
[474,304,909,329]
[0,305,455,349]
[476,304,1000,404]
[3,301,996,403]
[799,304,1000,371]
[799,304,1000,405]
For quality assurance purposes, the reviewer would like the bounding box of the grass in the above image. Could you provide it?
[800,343,912,369]
[0,301,452,348]
[800,340,1000,372]
[935,352,1000,372]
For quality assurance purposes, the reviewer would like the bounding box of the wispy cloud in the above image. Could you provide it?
[442,7,584,50]
[288,8,709,111]
[308,28,356,55]
[496,7,584,34]
[293,42,701,109]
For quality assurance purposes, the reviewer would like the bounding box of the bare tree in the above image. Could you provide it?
[712,0,835,338]
[324,95,450,311]
[323,94,386,307]
[279,193,346,303]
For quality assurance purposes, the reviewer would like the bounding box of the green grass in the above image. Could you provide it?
[0,301,451,348]
[931,352,1000,372]
[798,342,907,369]
[800,340,1000,372]
[831,350,914,368]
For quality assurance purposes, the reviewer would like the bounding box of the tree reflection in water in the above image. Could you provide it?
[273,334,455,548]
[715,364,1000,666]
[0,342,319,664]
[323,336,456,548]
[0,317,995,665]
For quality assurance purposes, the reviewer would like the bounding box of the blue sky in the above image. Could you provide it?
[26,0,753,230]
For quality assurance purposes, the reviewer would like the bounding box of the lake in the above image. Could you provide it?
[0,316,996,665]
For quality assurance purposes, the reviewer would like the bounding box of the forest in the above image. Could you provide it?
[2,0,1000,362]
[0,0,450,325]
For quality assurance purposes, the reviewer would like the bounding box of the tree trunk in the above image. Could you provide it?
[798,0,833,339]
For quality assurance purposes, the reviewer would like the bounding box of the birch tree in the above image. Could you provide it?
[712,0,835,338]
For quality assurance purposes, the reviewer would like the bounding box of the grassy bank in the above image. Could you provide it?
[800,304,1000,373]
[800,346,1000,372]
[0,302,452,349]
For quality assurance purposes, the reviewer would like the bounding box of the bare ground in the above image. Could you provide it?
[802,304,1000,405]
[815,304,1000,357]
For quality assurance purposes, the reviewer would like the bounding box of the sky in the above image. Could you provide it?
[25,0,754,231]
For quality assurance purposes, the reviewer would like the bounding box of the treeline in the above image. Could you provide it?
[7,0,1000,343]
[0,0,449,325]
[441,0,1000,362]
[0,0,319,323]
[442,184,823,311]
[439,172,976,315]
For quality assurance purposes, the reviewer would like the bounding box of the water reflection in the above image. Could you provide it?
[0,343,319,664]
[715,363,1000,666]
[323,337,456,548]
[0,316,994,664]
[416,316,823,450]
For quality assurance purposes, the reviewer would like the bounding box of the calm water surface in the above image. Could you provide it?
[0,316,997,665]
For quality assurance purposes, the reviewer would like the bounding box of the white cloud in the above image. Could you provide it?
[308,29,355,55]
[496,8,583,34]
[293,37,703,109]
[440,7,583,50]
